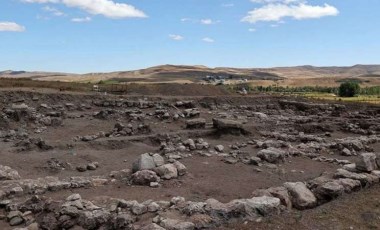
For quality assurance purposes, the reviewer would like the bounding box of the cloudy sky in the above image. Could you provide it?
[0,0,379,73]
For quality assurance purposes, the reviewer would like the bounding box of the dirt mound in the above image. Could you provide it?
[127,83,232,96]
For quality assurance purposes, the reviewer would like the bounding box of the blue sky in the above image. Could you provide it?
[0,0,379,73]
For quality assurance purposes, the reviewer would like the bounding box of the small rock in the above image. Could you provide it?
[150,182,160,188]
[173,161,187,176]
[131,203,147,215]
[87,163,97,170]
[214,145,224,153]
[76,166,87,172]
[131,170,160,186]
[341,148,352,156]
[223,157,238,164]
[257,148,286,164]
[250,156,262,166]
[155,164,178,180]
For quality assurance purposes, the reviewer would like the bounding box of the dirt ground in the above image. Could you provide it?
[0,88,379,229]
[226,184,380,230]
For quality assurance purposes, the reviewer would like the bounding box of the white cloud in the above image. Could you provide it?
[202,37,214,43]
[200,19,219,25]
[71,16,92,22]
[180,18,192,22]
[181,18,220,25]
[248,28,256,32]
[181,18,199,23]
[242,3,339,23]
[62,0,147,18]
[43,6,65,16]
[169,34,184,41]
[0,22,26,32]
[21,0,147,19]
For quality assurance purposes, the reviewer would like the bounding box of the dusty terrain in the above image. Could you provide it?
[0,88,379,229]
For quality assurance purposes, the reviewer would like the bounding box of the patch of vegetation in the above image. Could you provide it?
[246,84,338,94]
[222,82,380,104]
[236,83,380,96]
[97,80,120,85]
[302,93,380,104]
[361,86,380,95]
[338,82,360,97]
[336,78,369,84]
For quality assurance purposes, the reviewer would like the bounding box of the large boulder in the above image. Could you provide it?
[77,209,111,229]
[226,196,281,218]
[181,201,207,215]
[152,154,165,167]
[212,118,245,135]
[245,196,281,216]
[334,168,374,186]
[257,148,286,164]
[154,164,178,179]
[266,186,292,209]
[159,218,195,230]
[131,170,160,185]
[186,118,206,129]
[205,198,230,219]
[336,178,362,193]
[356,153,378,172]
[284,182,317,210]
[313,181,345,202]
[112,213,136,229]
[131,203,147,215]
[132,153,156,173]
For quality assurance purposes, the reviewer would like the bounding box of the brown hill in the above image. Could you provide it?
[1,65,380,86]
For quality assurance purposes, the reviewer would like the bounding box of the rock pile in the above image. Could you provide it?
[131,153,187,186]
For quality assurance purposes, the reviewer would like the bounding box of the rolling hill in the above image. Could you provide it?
[1,64,380,86]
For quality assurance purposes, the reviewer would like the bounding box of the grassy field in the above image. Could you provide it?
[1,77,379,104]
[291,92,380,105]
[248,76,380,88]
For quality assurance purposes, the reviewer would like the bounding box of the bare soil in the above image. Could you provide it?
[0,88,379,229]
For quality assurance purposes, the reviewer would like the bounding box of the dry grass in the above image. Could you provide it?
[248,77,380,88]
[294,93,380,105]
[0,78,92,91]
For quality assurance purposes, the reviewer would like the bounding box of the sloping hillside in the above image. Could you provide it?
[1,64,380,84]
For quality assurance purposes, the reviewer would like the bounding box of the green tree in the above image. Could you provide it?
[338,82,360,97]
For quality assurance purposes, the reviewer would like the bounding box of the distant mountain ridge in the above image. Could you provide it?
[1,64,380,83]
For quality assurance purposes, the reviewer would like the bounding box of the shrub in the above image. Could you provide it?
[338,82,360,97]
